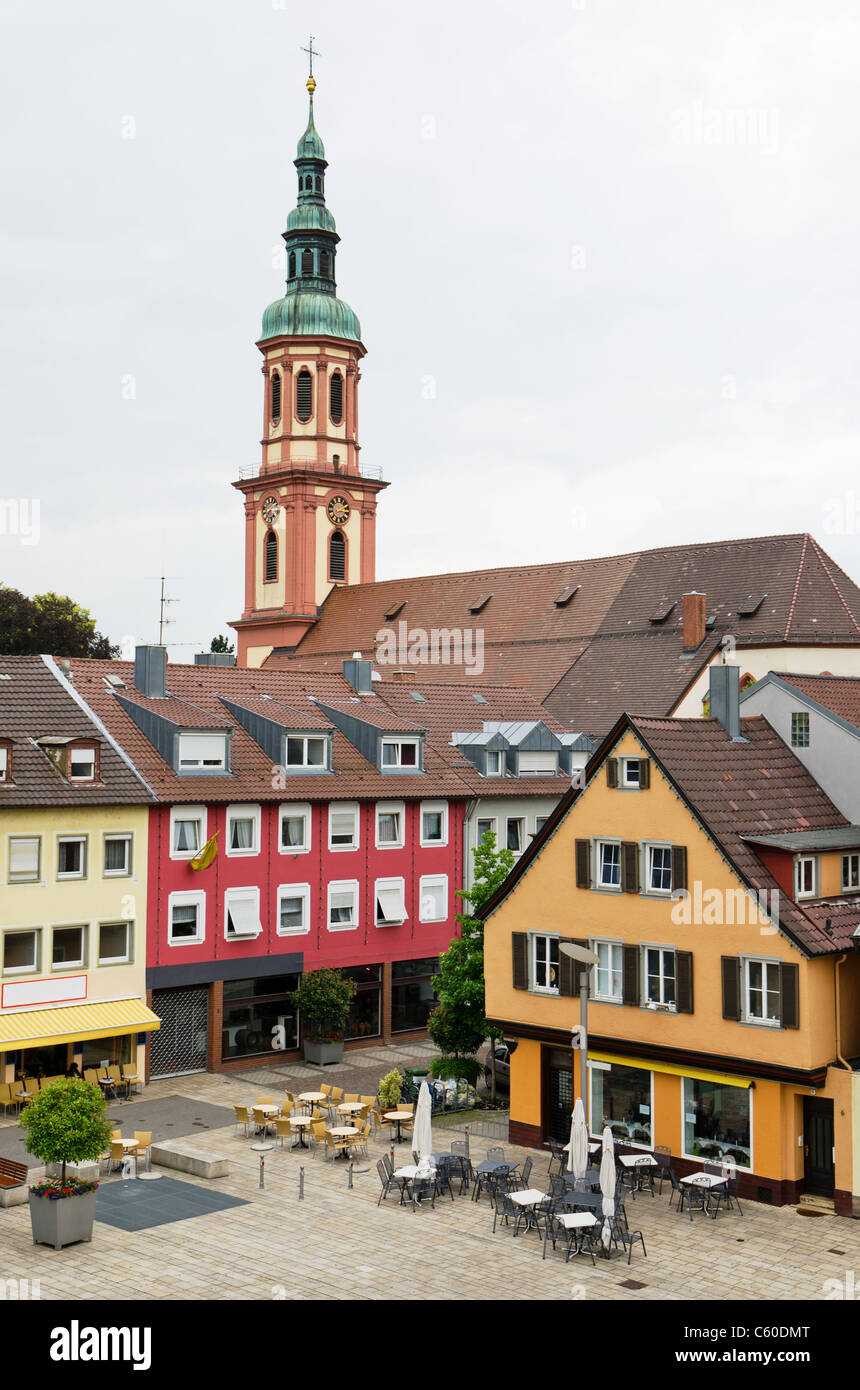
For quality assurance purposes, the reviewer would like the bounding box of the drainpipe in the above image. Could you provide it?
[462,797,479,893]
[835,954,851,1071]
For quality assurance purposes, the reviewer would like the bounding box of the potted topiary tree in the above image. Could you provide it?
[378,1068,403,1114]
[21,1078,113,1250]
[291,968,356,1065]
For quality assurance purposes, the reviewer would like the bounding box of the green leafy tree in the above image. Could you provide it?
[291,967,356,1043]
[428,829,514,1091]
[210,634,235,653]
[0,587,118,657]
[19,1079,113,1184]
[0,585,33,653]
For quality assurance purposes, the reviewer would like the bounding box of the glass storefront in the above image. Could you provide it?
[683,1077,751,1167]
[222,974,300,1060]
[343,965,381,1040]
[590,1062,653,1146]
[15,1042,70,1078]
[391,957,440,1033]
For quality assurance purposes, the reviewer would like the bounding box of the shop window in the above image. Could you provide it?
[222,974,300,1059]
[590,1062,653,1147]
[683,1077,751,1168]
[391,958,440,1033]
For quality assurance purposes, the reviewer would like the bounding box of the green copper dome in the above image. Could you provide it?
[261,291,362,343]
[286,202,337,235]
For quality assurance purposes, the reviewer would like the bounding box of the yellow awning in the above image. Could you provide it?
[589,1051,753,1089]
[0,998,161,1052]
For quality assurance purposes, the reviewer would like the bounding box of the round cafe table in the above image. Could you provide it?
[385,1111,413,1144]
[297,1091,327,1114]
[251,1104,278,1153]
[289,1115,312,1150]
[338,1102,364,1120]
[327,1125,358,1159]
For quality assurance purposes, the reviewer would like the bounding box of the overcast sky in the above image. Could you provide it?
[2,0,860,659]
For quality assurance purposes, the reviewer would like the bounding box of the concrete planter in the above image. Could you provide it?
[29,1189,97,1250]
[303,1040,344,1066]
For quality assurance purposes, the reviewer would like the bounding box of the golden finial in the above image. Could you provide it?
[307,74,316,96]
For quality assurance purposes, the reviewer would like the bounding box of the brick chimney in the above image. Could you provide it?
[682,592,706,650]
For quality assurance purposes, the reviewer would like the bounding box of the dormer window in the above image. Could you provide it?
[381,738,420,770]
[69,746,96,782]
[486,750,504,777]
[518,751,559,775]
[794,855,818,899]
[285,734,329,771]
[177,733,228,772]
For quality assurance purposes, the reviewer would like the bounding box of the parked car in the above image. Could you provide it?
[485,1044,511,1091]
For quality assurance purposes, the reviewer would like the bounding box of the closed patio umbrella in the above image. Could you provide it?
[412,1081,434,1163]
[567,1096,588,1180]
[599,1126,616,1252]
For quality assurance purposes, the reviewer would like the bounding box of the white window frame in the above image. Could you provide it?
[476,817,497,846]
[418,874,448,923]
[595,839,622,891]
[485,750,504,777]
[741,955,782,1027]
[177,732,228,771]
[170,806,207,860]
[226,804,261,857]
[375,876,408,927]
[279,803,311,855]
[98,920,133,966]
[224,886,263,941]
[376,801,405,850]
[591,938,624,1003]
[50,923,89,972]
[7,835,42,884]
[534,816,549,836]
[329,802,359,851]
[842,852,860,893]
[2,926,42,976]
[620,757,642,790]
[518,750,559,776]
[506,817,525,855]
[642,841,673,896]
[103,832,133,878]
[69,746,96,781]
[641,944,677,1009]
[276,883,311,936]
[56,833,88,882]
[420,800,448,847]
[794,855,818,899]
[167,891,206,946]
[530,932,560,994]
[327,879,359,932]
[0,746,7,782]
[380,737,421,770]
[284,733,330,771]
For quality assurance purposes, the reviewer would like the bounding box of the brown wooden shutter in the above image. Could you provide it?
[621,842,639,893]
[676,951,694,1014]
[559,937,589,996]
[671,844,688,892]
[622,945,640,1005]
[721,956,741,1020]
[512,934,528,990]
[639,758,651,788]
[779,962,799,1029]
[574,839,590,888]
[606,758,618,789]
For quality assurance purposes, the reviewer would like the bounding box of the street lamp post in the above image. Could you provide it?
[559,942,599,1131]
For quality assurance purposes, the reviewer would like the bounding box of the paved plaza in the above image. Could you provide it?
[2,1069,859,1301]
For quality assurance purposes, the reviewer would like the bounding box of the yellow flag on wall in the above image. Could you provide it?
[190,830,219,871]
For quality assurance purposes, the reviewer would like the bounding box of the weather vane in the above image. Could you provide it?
[301,35,320,88]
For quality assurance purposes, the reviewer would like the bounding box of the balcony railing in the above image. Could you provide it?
[236,459,383,482]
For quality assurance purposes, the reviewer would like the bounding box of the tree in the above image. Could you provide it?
[210,634,235,654]
[0,586,119,657]
[0,585,33,653]
[428,829,514,1091]
[19,1078,113,1184]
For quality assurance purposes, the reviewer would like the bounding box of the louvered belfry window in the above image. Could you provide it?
[296,369,313,422]
[330,372,343,424]
[320,251,330,279]
[288,251,296,278]
[265,530,278,582]
[301,249,313,275]
[329,530,346,581]
[270,372,281,421]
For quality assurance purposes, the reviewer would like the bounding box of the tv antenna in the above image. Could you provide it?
[158,576,178,646]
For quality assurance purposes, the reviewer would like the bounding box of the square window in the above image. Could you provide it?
[69,747,96,781]
[280,804,310,853]
[52,925,87,970]
[285,735,328,769]
[224,889,262,939]
[98,921,132,965]
[277,885,310,935]
[376,803,404,848]
[103,834,132,876]
[375,878,408,926]
[790,712,810,748]
[177,733,227,770]
[381,739,419,769]
[8,836,41,883]
[57,835,87,880]
[3,928,41,975]
[419,875,447,922]
[328,881,358,931]
[597,841,621,888]
[420,802,447,846]
[168,894,205,945]
[329,804,359,850]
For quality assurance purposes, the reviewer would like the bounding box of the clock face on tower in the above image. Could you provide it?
[262,496,280,526]
[327,495,351,525]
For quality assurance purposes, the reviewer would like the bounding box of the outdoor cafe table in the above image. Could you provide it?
[508,1188,549,1234]
[553,1211,598,1258]
[472,1159,519,1202]
[327,1125,358,1159]
[297,1091,327,1114]
[338,1102,364,1120]
[679,1171,728,1218]
[564,1141,602,1157]
[561,1167,602,1190]
[289,1115,312,1149]
[618,1152,658,1194]
[384,1111,414,1144]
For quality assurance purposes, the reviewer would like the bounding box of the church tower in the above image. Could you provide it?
[231,65,387,668]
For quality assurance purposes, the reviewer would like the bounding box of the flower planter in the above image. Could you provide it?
[303,1040,344,1066]
[29,1189,97,1250]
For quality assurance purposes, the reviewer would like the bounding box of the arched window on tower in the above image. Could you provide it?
[288,251,296,279]
[315,175,322,192]
[296,369,313,422]
[320,251,330,279]
[301,249,313,276]
[304,174,313,191]
[270,371,281,422]
[265,530,278,583]
[329,372,343,424]
[329,530,346,582]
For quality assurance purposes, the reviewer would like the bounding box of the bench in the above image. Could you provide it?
[0,1157,29,1208]
[149,1142,229,1180]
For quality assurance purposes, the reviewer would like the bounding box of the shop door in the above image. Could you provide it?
[803,1097,834,1197]
[547,1050,573,1142]
[149,987,208,1079]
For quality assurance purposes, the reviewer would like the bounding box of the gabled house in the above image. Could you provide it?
[482,668,860,1214]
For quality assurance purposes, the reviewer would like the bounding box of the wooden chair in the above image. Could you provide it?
[0,1083,18,1116]
[350,1122,371,1160]
[252,1106,275,1137]
[319,1083,332,1099]
[329,1086,344,1105]
[343,1092,359,1104]
[309,1119,328,1155]
[84,1069,100,1085]
[373,1109,394,1143]
[110,1140,126,1172]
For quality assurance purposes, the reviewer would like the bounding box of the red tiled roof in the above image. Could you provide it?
[314,696,427,732]
[218,694,334,732]
[773,674,860,731]
[800,898,860,952]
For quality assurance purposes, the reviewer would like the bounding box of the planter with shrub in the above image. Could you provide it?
[20,1079,113,1250]
[377,1068,403,1112]
[291,968,356,1066]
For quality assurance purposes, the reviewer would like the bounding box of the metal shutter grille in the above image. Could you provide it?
[149,986,208,1078]
[329,531,345,580]
[265,531,278,581]
[330,372,343,424]
[296,370,313,421]
[270,372,281,420]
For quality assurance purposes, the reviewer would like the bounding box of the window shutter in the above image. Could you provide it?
[329,530,346,581]
[574,839,590,889]
[639,758,651,788]
[622,945,639,1005]
[621,842,639,893]
[721,956,741,1020]
[265,530,278,582]
[676,951,694,1013]
[296,369,313,422]
[270,372,281,421]
[330,372,343,424]
[558,937,589,997]
[671,844,687,892]
[606,758,618,789]
[512,934,528,990]
[779,962,799,1029]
